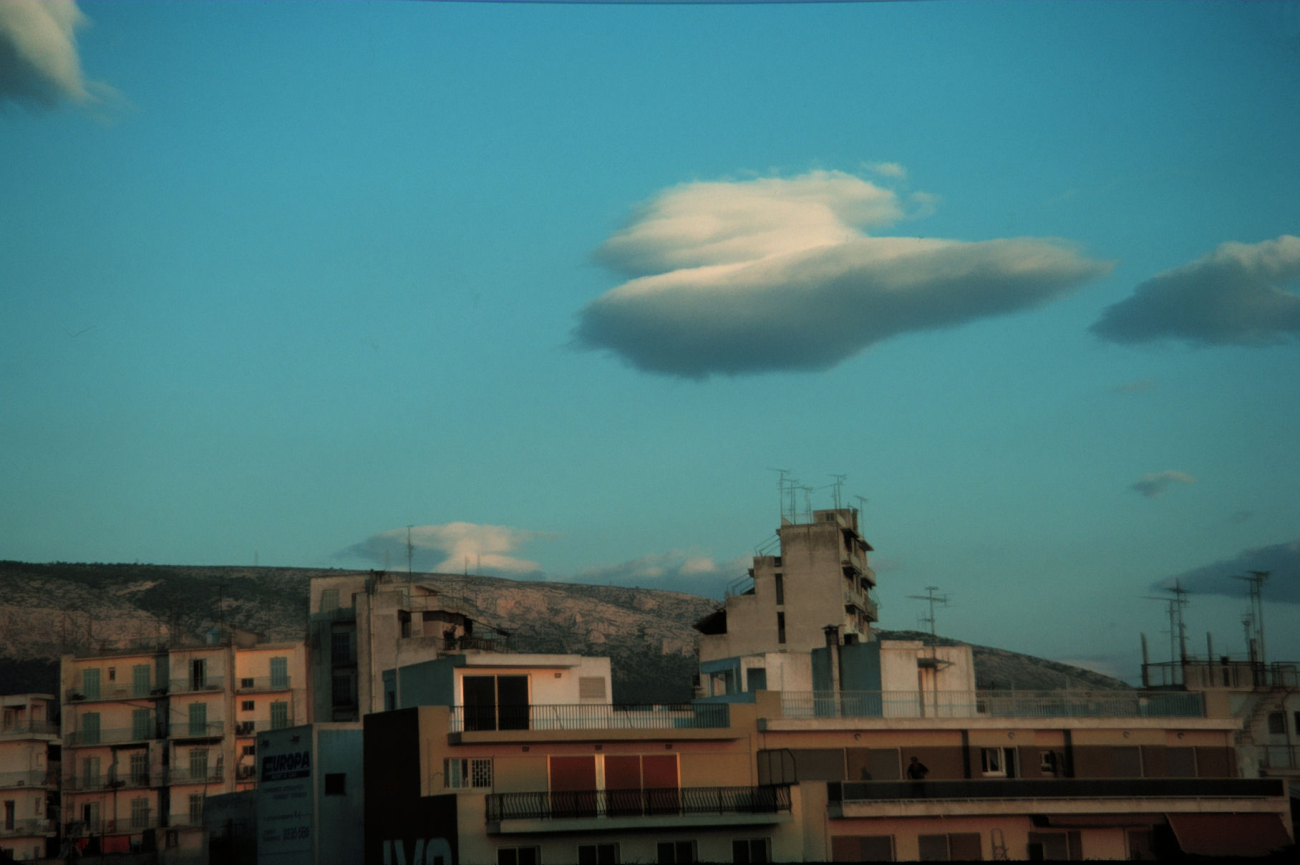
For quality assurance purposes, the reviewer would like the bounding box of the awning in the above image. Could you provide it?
[1167,813,1293,857]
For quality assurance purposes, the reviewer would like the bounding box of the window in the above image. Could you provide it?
[1039,750,1059,776]
[188,701,208,736]
[776,612,786,644]
[242,700,255,711]
[82,756,100,789]
[399,610,412,638]
[331,631,353,664]
[332,673,355,707]
[188,792,203,825]
[132,796,150,829]
[241,678,255,688]
[918,833,981,861]
[319,588,339,612]
[980,747,1017,777]
[578,843,619,865]
[774,573,784,605]
[165,830,178,849]
[747,667,767,692]
[191,658,207,690]
[579,676,606,700]
[133,664,151,697]
[270,656,289,689]
[732,839,769,864]
[132,708,151,741]
[271,701,289,730]
[497,847,539,865]
[82,668,101,701]
[2,801,13,830]
[324,773,346,795]
[1027,831,1080,861]
[190,748,209,781]
[463,675,529,731]
[445,758,493,789]
[242,745,255,757]
[107,667,117,681]
[657,841,696,864]
[130,752,148,786]
[81,712,101,746]
[1267,712,1286,735]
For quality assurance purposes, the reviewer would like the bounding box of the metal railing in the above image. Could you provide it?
[0,818,56,837]
[443,635,511,653]
[486,785,791,822]
[1145,660,1300,690]
[831,778,1285,803]
[0,771,58,789]
[169,676,226,694]
[780,690,1205,720]
[66,684,162,702]
[63,772,155,792]
[167,813,206,828]
[450,703,729,733]
[167,768,224,785]
[1260,745,1300,770]
[65,727,161,746]
[171,721,224,738]
[1,720,61,736]
[235,676,292,692]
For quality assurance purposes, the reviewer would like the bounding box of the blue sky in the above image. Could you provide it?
[3,1,1299,682]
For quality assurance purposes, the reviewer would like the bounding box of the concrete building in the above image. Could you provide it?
[0,694,60,861]
[60,629,308,862]
[309,572,510,723]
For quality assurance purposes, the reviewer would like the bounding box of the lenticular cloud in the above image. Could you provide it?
[574,170,1110,378]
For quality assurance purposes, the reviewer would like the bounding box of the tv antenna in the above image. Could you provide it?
[1143,580,1189,664]
[830,474,848,510]
[907,586,950,637]
[406,525,414,577]
[1233,571,1270,666]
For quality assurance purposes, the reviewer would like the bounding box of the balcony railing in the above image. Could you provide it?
[65,816,159,836]
[1260,745,1300,770]
[66,684,163,702]
[63,772,155,792]
[780,690,1205,720]
[236,676,292,692]
[450,703,729,733]
[66,727,161,746]
[1145,660,1300,690]
[443,635,511,653]
[170,721,224,739]
[0,771,58,789]
[167,813,206,828]
[0,720,60,737]
[486,785,791,823]
[0,818,56,837]
[169,676,226,694]
[167,768,224,785]
[830,778,1285,803]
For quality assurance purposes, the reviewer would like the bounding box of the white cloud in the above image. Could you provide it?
[575,170,1110,378]
[568,550,748,598]
[1130,471,1197,498]
[339,522,555,575]
[0,1,91,107]
[1091,235,1300,345]
[865,161,908,179]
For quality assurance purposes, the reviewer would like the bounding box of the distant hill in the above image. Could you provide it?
[0,561,1126,702]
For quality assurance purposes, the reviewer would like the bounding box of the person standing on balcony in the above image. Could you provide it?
[906,756,929,780]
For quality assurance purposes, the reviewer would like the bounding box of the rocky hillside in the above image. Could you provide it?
[0,562,1125,703]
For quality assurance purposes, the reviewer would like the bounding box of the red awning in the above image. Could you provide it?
[1167,813,1293,857]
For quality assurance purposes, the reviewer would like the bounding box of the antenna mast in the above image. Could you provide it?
[830,474,847,510]
[907,586,950,637]
[1233,571,1270,667]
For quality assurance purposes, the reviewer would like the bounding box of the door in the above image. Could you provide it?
[133,665,151,697]
[270,657,288,689]
[497,676,529,730]
[463,676,497,732]
[549,756,597,818]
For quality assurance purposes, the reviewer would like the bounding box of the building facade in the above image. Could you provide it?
[0,694,60,861]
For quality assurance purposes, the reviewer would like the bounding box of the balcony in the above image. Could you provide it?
[443,635,511,653]
[236,676,292,693]
[0,818,56,837]
[0,720,60,737]
[779,689,1205,721]
[1260,745,1300,771]
[0,771,58,789]
[486,785,791,833]
[167,767,224,785]
[64,771,155,792]
[65,816,158,836]
[169,676,226,694]
[65,727,160,747]
[66,684,164,703]
[843,590,879,621]
[831,777,1285,807]
[450,703,729,734]
[170,721,224,739]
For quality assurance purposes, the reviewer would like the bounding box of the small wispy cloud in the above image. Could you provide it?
[574,170,1111,378]
[1130,471,1197,498]
[1091,235,1300,346]
[0,1,94,108]
[1111,379,1157,393]
[338,523,556,576]
[1153,538,1300,605]
[865,161,907,180]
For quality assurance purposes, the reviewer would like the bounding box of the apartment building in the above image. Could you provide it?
[60,629,307,862]
[0,694,60,861]
[309,571,509,722]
